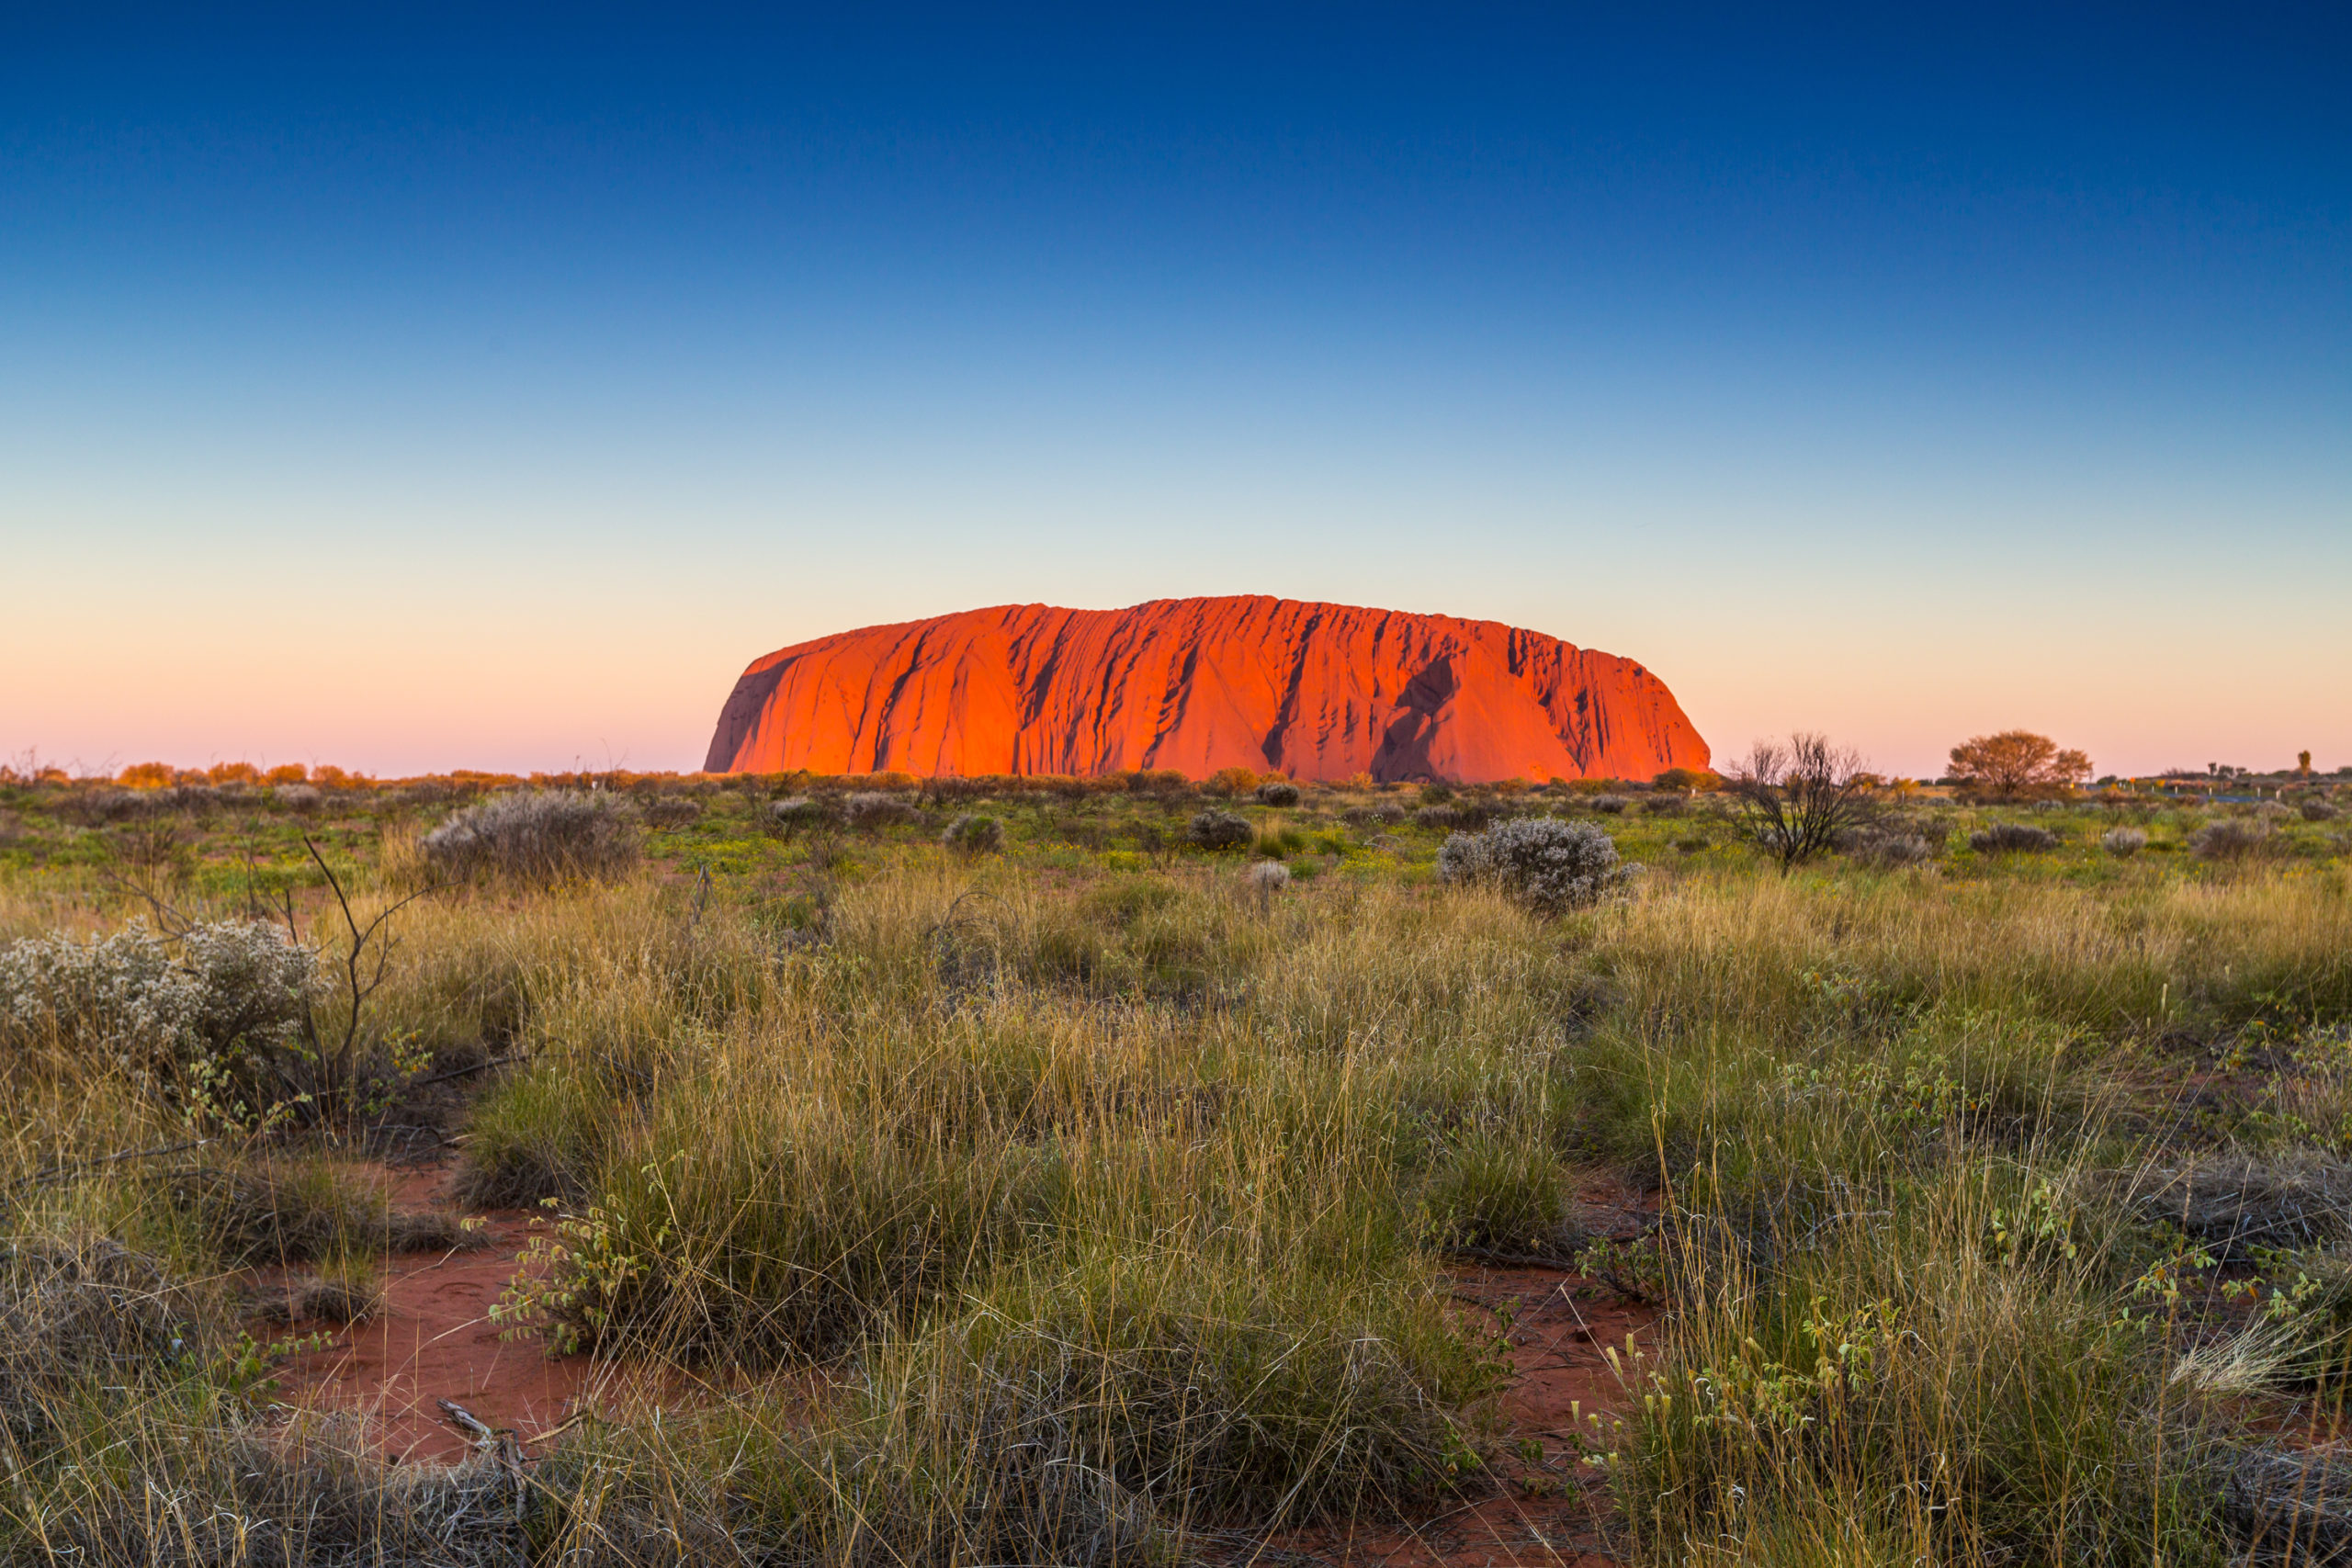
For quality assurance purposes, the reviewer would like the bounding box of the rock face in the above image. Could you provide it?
[704,596,1709,783]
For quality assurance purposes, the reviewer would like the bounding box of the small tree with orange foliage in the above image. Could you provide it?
[1947,731,2091,800]
[117,761,175,789]
[1203,766,1261,799]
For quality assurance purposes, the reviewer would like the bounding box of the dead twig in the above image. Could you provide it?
[7,1137,214,1190]
[94,860,197,939]
[1445,1246,1584,1270]
[296,835,443,1116]
[406,1055,520,1090]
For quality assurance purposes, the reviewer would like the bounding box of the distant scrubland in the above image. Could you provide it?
[0,755,2349,1564]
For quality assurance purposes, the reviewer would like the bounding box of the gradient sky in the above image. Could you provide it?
[4,4,2346,779]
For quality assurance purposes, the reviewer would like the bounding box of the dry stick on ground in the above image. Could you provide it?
[438,1398,531,1523]
[437,1398,501,1448]
[0,1139,217,1228]
[406,1055,521,1090]
[10,1137,213,1190]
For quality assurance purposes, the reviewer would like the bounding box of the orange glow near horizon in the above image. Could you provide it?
[7,562,2345,784]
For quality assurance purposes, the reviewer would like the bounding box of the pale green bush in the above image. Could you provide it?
[421,790,639,884]
[0,919,319,1100]
[943,813,1006,855]
[1436,817,1633,914]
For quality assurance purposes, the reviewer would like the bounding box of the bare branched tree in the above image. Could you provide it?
[276,834,439,1120]
[1729,733,1879,871]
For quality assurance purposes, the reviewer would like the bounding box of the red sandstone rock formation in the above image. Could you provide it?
[704,596,1709,783]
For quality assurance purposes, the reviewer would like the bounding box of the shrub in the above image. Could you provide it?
[1117,768,1191,796]
[1254,824,1308,859]
[1203,767,1261,799]
[2302,799,2340,822]
[1589,795,1631,815]
[943,814,1005,856]
[1969,823,2060,854]
[844,791,922,830]
[768,795,834,838]
[1413,806,1463,830]
[1418,784,1455,806]
[1436,817,1634,915]
[639,795,701,829]
[1246,861,1292,896]
[2190,818,2277,862]
[1254,780,1301,807]
[1187,810,1253,852]
[2102,827,2148,858]
[420,790,639,884]
[272,783,322,814]
[1844,827,1935,867]
[0,919,321,1108]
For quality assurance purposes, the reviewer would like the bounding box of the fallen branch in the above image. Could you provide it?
[10,1137,213,1190]
[1443,1246,1582,1270]
[436,1397,499,1448]
[408,1055,520,1090]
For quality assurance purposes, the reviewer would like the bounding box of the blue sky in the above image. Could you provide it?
[4,4,2346,776]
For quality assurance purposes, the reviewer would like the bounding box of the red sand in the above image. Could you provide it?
[261,1165,1664,1565]
[705,595,1710,784]
[1277,1264,1662,1567]
[260,1167,595,1462]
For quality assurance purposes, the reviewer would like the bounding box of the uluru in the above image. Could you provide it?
[704,595,1709,784]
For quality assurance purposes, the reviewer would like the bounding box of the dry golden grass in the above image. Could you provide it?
[0,779,2346,1562]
